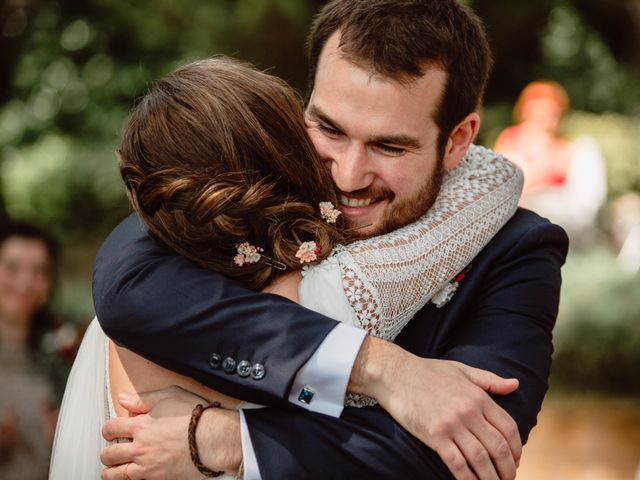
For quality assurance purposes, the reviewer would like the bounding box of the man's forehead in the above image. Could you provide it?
[317,30,446,88]
[308,65,444,142]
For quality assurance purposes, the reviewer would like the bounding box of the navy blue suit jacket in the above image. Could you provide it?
[94,209,568,479]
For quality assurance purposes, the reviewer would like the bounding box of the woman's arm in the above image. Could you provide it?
[108,342,242,418]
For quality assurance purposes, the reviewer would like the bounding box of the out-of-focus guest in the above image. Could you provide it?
[603,192,640,273]
[495,80,607,245]
[0,219,59,480]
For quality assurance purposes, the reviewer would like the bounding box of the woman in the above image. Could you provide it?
[51,57,522,478]
[0,219,58,480]
[494,80,606,244]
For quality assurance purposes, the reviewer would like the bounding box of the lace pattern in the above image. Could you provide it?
[338,145,523,407]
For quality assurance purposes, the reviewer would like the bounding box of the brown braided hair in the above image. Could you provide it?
[118,57,343,290]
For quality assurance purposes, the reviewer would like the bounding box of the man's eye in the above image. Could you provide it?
[317,123,341,137]
[377,144,406,156]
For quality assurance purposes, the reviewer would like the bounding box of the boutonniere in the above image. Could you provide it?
[431,265,471,308]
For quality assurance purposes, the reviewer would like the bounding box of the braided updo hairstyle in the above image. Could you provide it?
[118,57,343,290]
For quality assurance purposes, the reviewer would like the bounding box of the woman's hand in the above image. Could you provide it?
[100,386,242,480]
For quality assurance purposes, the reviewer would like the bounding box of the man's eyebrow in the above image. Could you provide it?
[307,104,422,149]
[307,105,345,131]
[369,134,421,149]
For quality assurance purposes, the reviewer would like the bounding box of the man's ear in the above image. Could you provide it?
[442,112,481,171]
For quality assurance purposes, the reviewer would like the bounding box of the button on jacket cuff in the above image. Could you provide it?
[288,323,366,417]
[239,409,262,480]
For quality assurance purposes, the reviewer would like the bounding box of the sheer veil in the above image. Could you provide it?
[49,318,107,479]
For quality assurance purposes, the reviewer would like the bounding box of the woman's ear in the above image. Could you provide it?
[442,112,480,171]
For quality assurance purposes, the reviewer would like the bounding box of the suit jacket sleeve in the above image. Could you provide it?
[244,217,568,478]
[93,214,339,406]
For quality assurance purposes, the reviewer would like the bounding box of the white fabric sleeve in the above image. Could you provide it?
[287,322,366,416]
[239,409,262,480]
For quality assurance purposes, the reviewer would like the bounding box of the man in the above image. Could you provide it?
[96,1,568,479]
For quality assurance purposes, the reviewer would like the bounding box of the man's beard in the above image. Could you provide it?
[345,161,445,239]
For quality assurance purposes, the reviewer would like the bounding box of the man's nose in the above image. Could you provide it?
[330,143,373,193]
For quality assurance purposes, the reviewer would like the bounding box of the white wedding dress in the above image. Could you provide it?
[50,145,522,479]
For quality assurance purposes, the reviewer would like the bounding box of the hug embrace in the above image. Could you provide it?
[50,1,568,479]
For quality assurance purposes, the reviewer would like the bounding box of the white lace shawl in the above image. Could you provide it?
[302,145,523,407]
[330,144,523,342]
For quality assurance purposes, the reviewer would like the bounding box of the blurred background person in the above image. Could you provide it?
[495,80,607,246]
[0,219,59,480]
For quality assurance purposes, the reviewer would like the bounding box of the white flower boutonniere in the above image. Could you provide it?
[431,267,470,308]
[432,282,459,308]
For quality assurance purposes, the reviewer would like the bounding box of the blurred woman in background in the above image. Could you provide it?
[495,80,607,245]
[0,219,59,480]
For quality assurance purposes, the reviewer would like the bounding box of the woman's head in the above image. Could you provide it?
[0,220,59,348]
[513,80,569,133]
[119,57,342,290]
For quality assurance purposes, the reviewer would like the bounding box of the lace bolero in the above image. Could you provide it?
[335,144,522,339]
[298,145,522,405]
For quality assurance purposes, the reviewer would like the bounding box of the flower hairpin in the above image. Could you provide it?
[296,241,321,264]
[319,201,341,224]
[234,242,286,271]
[234,242,263,267]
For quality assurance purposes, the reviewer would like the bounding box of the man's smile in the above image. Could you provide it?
[339,194,373,208]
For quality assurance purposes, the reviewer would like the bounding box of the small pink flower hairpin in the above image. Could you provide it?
[234,242,263,267]
[319,202,341,224]
[234,242,286,270]
[296,241,321,264]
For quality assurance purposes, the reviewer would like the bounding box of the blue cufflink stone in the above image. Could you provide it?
[209,353,222,369]
[251,363,266,380]
[298,386,315,405]
[222,356,236,373]
[236,360,252,377]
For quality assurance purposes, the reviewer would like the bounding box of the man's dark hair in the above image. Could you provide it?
[307,0,493,157]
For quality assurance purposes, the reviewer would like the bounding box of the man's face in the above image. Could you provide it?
[305,32,449,238]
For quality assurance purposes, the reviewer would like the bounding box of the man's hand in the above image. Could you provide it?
[349,337,522,480]
[100,386,242,480]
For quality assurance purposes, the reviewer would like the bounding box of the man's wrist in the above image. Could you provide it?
[348,336,400,399]
[197,408,243,474]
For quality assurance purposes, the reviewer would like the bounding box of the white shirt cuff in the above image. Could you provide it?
[239,409,261,480]
[287,323,366,417]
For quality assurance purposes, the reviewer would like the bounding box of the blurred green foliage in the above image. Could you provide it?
[551,249,640,394]
[562,112,640,199]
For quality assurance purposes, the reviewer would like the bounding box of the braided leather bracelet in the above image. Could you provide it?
[188,402,224,477]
